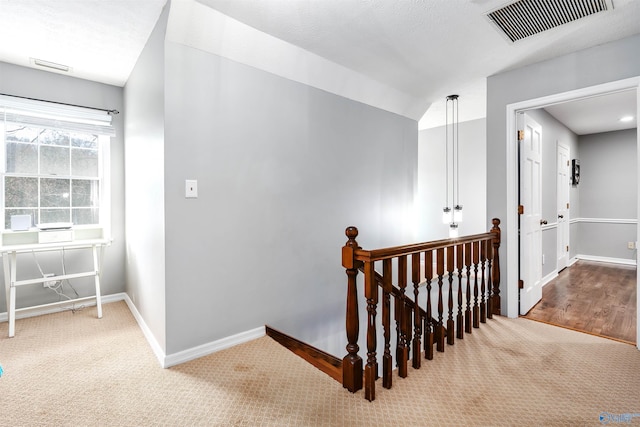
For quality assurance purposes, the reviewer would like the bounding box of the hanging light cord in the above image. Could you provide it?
[455,96,460,208]
[445,98,449,208]
[445,95,460,211]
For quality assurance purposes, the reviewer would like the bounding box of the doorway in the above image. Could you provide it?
[504,77,640,349]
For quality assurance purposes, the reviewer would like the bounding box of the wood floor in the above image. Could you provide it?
[524,260,637,344]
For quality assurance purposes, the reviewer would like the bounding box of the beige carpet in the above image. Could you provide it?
[1,301,639,426]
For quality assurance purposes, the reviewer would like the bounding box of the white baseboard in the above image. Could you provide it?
[2,292,266,370]
[541,271,558,287]
[163,326,265,368]
[0,292,126,323]
[121,294,265,368]
[575,254,636,266]
[120,293,167,368]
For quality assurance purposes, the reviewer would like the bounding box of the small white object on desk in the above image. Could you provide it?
[10,215,32,231]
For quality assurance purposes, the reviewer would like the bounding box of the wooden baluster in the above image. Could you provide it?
[397,255,409,378]
[401,298,412,370]
[491,218,502,315]
[456,244,464,339]
[423,250,434,360]
[486,237,494,319]
[393,282,409,377]
[364,260,378,401]
[394,287,401,373]
[464,242,472,334]
[382,259,393,389]
[436,248,445,352]
[342,226,362,393]
[403,299,413,365]
[446,246,455,345]
[411,253,422,369]
[473,241,480,328]
[480,238,487,324]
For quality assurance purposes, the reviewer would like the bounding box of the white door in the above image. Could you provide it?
[557,143,570,271]
[519,114,543,315]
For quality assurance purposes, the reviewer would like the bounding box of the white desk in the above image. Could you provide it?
[1,235,109,337]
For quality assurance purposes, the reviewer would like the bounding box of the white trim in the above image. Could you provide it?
[505,104,519,318]
[0,291,124,322]
[504,76,640,319]
[541,270,558,287]
[575,254,637,266]
[163,326,266,369]
[636,82,640,352]
[542,222,558,231]
[125,294,265,368]
[570,217,637,224]
[121,293,166,368]
[2,291,268,369]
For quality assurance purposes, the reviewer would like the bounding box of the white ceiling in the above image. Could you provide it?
[543,89,637,136]
[0,0,167,86]
[0,0,638,133]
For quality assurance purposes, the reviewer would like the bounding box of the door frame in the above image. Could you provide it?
[518,113,543,315]
[504,76,640,350]
[557,142,570,272]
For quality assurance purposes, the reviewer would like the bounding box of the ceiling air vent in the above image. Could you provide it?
[487,0,612,42]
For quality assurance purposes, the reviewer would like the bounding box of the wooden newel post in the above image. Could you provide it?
[342,226,363,393]
[490,218,501,315]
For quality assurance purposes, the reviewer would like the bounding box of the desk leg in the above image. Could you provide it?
[93,245,103,319]
[5,252,17,337]
[3,255,11,337]
[2,255,9,315]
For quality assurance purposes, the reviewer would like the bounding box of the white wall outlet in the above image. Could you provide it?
[185,179,198,198]
[627,242,635,250]
[43,273,56,288]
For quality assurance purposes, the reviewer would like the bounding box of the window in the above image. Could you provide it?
[1,95,114,232]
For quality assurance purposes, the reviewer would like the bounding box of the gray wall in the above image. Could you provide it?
[160,38,417,355]
[123,5,169,352]
[0,62,125,312]
[576,128,637,261]
[418,118,488,241]
[487,33,640,317]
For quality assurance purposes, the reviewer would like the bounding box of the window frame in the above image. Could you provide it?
[0,97,112,241]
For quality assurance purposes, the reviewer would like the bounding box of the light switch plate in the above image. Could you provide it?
[185,179,198,198]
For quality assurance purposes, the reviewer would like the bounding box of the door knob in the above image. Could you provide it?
[558,215,564,219]
[540,219,548,225]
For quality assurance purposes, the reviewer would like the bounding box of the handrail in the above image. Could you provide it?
[342,218,501,401]
[353,231,495,262]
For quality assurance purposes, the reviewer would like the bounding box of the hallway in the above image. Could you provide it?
[524,260,637,344]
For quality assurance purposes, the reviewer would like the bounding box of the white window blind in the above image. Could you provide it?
[0,94,116,137]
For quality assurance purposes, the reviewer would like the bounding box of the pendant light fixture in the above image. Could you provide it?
[443,94,462,238]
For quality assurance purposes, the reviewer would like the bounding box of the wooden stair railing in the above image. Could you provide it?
[342,218,501,401]
[365,269,440,366]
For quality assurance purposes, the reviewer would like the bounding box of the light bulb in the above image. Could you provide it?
[453,205,463,223]
[449,223,459,238]
[442,207,452,224]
